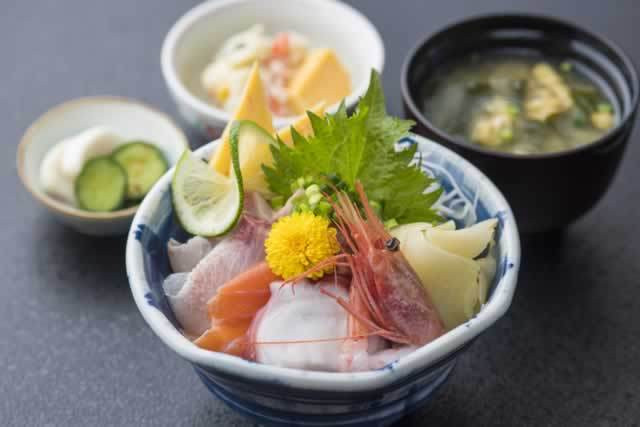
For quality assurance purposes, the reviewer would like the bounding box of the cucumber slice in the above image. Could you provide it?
[112,142,168,200]
[75,156,127,212]
[171,129,244,237]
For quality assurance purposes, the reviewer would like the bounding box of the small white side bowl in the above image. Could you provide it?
[161,0,385,138]
[17,96,189,236]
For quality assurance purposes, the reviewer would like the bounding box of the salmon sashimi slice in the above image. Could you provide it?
[195,320,252,356]
[208,261,278,323]
[195,262,279,356]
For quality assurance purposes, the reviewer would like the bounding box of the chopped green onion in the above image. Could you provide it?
[308,193,322,206]
[297,202,310,212]
[597,103,613,113]
[305,184,320,197]
[384,218,399,230]
[560,61,572,72]
[316,201,332,216]
[507,104,520,116]
[500,128,514,141]
[573,109,587,127]
[270,195,285,210]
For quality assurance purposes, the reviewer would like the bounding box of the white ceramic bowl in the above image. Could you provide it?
[17,97,189,236]
[161,0,385,138]
[126,134,520,426]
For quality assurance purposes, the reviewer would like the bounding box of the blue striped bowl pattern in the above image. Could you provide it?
[126,133,521,426]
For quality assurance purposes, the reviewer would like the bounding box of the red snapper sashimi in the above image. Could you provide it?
[164,215,271,337]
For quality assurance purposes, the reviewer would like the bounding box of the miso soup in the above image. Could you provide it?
[421,55,617,154]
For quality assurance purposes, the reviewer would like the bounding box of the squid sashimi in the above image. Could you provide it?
[195,262,278,355]
[163,215,270,337]
[251,279,350,372]
[425,219,498,259]
[390,219,497,330]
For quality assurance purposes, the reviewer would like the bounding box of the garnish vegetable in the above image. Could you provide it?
[171,132,243,237]
[265,212,340,279]
[263,70,442,224]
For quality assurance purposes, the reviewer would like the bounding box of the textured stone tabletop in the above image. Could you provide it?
[2,0,639,425]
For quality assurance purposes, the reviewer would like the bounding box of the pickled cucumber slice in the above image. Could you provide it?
[112,142,168,200]
[75,156,127,212]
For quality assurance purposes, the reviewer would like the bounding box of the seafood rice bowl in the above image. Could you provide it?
[126,70,520,426]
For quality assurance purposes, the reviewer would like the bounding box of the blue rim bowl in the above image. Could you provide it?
[126,133,521,426]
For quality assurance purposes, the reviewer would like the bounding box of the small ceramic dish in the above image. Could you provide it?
[161,0,385,139]
[401,14,639,233]
[17,96,189,236]
[126,133,520,426]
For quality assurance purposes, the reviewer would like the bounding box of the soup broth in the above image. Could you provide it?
[421,54,617,154]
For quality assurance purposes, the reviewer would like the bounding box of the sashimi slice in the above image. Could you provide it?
[244,192,274,222]
[195,320,252,357]
[167,237,214,273]
[207,261,277,324]
[165,215,270,336]
[195,262,278,356]
[162,273,189,297]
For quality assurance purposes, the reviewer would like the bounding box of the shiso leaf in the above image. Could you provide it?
[262,70,442,224]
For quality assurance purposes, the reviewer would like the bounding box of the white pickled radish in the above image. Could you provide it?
[39,140,75,203]
[59,126,124,179]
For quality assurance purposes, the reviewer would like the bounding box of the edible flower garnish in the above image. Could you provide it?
[265,212,340,279]
[263,70,442,224]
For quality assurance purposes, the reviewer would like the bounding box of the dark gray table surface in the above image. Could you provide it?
[2,1,639,426]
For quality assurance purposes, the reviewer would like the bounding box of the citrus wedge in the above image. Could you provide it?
[172,136,243,236]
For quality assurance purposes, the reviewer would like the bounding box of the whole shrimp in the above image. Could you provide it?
[288,182,445,369]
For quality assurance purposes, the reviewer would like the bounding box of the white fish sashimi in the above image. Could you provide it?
[167,237,214,273]
[162,273,189,297]
[244,192,275,222]
[165,216,270,337]
[253,280,349,372]
[167,193,273,275]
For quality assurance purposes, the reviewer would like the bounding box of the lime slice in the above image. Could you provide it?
[172,135,243,237]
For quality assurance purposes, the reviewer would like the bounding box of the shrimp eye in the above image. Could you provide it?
[385,237,400,251]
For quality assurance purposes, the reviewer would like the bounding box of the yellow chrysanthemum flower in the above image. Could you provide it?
[265,212,340,279]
